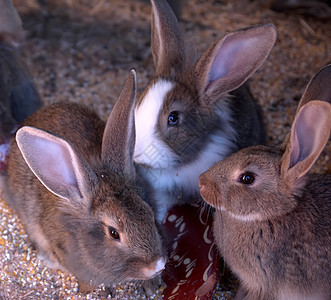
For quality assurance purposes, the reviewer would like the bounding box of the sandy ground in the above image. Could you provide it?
[0,0,330,299]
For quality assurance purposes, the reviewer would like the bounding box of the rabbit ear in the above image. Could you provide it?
[281,101,331,182]
[150,0,185,76]
[16,126,97,205]
[101,70,137,179]
[195,24,277,100]
[296,64,331,112]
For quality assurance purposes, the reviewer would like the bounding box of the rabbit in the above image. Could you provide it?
[0,0,25,47]
[133,0,277,221]
[1,70,166,296]
[0,0,42,142]
[199,100,331,299]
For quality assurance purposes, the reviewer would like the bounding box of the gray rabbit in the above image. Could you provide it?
[134,0,277,221]
[1,71,166,295]
[0,0,42,141]
[199,66,331,300]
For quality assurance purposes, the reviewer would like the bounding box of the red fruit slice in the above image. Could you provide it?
[162,204,220,299]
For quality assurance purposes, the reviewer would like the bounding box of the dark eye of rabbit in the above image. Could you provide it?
[168,111,180,126]
[108,226,120,240]
[239,172,255,185]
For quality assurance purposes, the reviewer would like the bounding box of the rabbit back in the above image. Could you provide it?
[0,45,42,140]
[228,84,267,148]
[19,101,104,158]
[0,0,42,140]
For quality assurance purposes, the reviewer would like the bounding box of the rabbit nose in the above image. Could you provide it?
[199,175,208,194]
[155,257,166,273]
[199,175,216,206]
[142,257,166,278]
[199,172,209,187]
[199,185,209,202]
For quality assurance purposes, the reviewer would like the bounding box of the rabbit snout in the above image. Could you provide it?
[141,257,166,279]
[199,173,219,208]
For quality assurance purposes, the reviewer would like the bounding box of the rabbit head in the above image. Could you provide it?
[199,100,331,221]
[11,71,166,291]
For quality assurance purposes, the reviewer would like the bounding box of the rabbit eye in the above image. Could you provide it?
[239,172,255,185]
[108,226,120,240]
[168,111,180,126]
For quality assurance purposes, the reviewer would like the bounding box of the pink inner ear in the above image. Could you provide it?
[209,37,256,83]
[16,127,83,200]
[291,107,319,166]
[288,101,331,173]
[203,24,276,95]
[34,138,78,188]
[289,124,300,167]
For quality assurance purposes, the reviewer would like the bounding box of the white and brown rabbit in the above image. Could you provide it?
[199,88,331,297]
[134,0,277,221]
[2,70,166,295]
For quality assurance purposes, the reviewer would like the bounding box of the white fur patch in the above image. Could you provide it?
[223,208,263,222]
[145,130,236,222]
[134,80,177,169]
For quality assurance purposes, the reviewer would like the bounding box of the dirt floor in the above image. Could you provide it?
[0,0,330,299]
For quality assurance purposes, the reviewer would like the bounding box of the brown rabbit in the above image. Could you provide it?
[199,98,331,299]
[1,70,166,295]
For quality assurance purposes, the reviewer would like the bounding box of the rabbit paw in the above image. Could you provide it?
[37,251,66,272]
